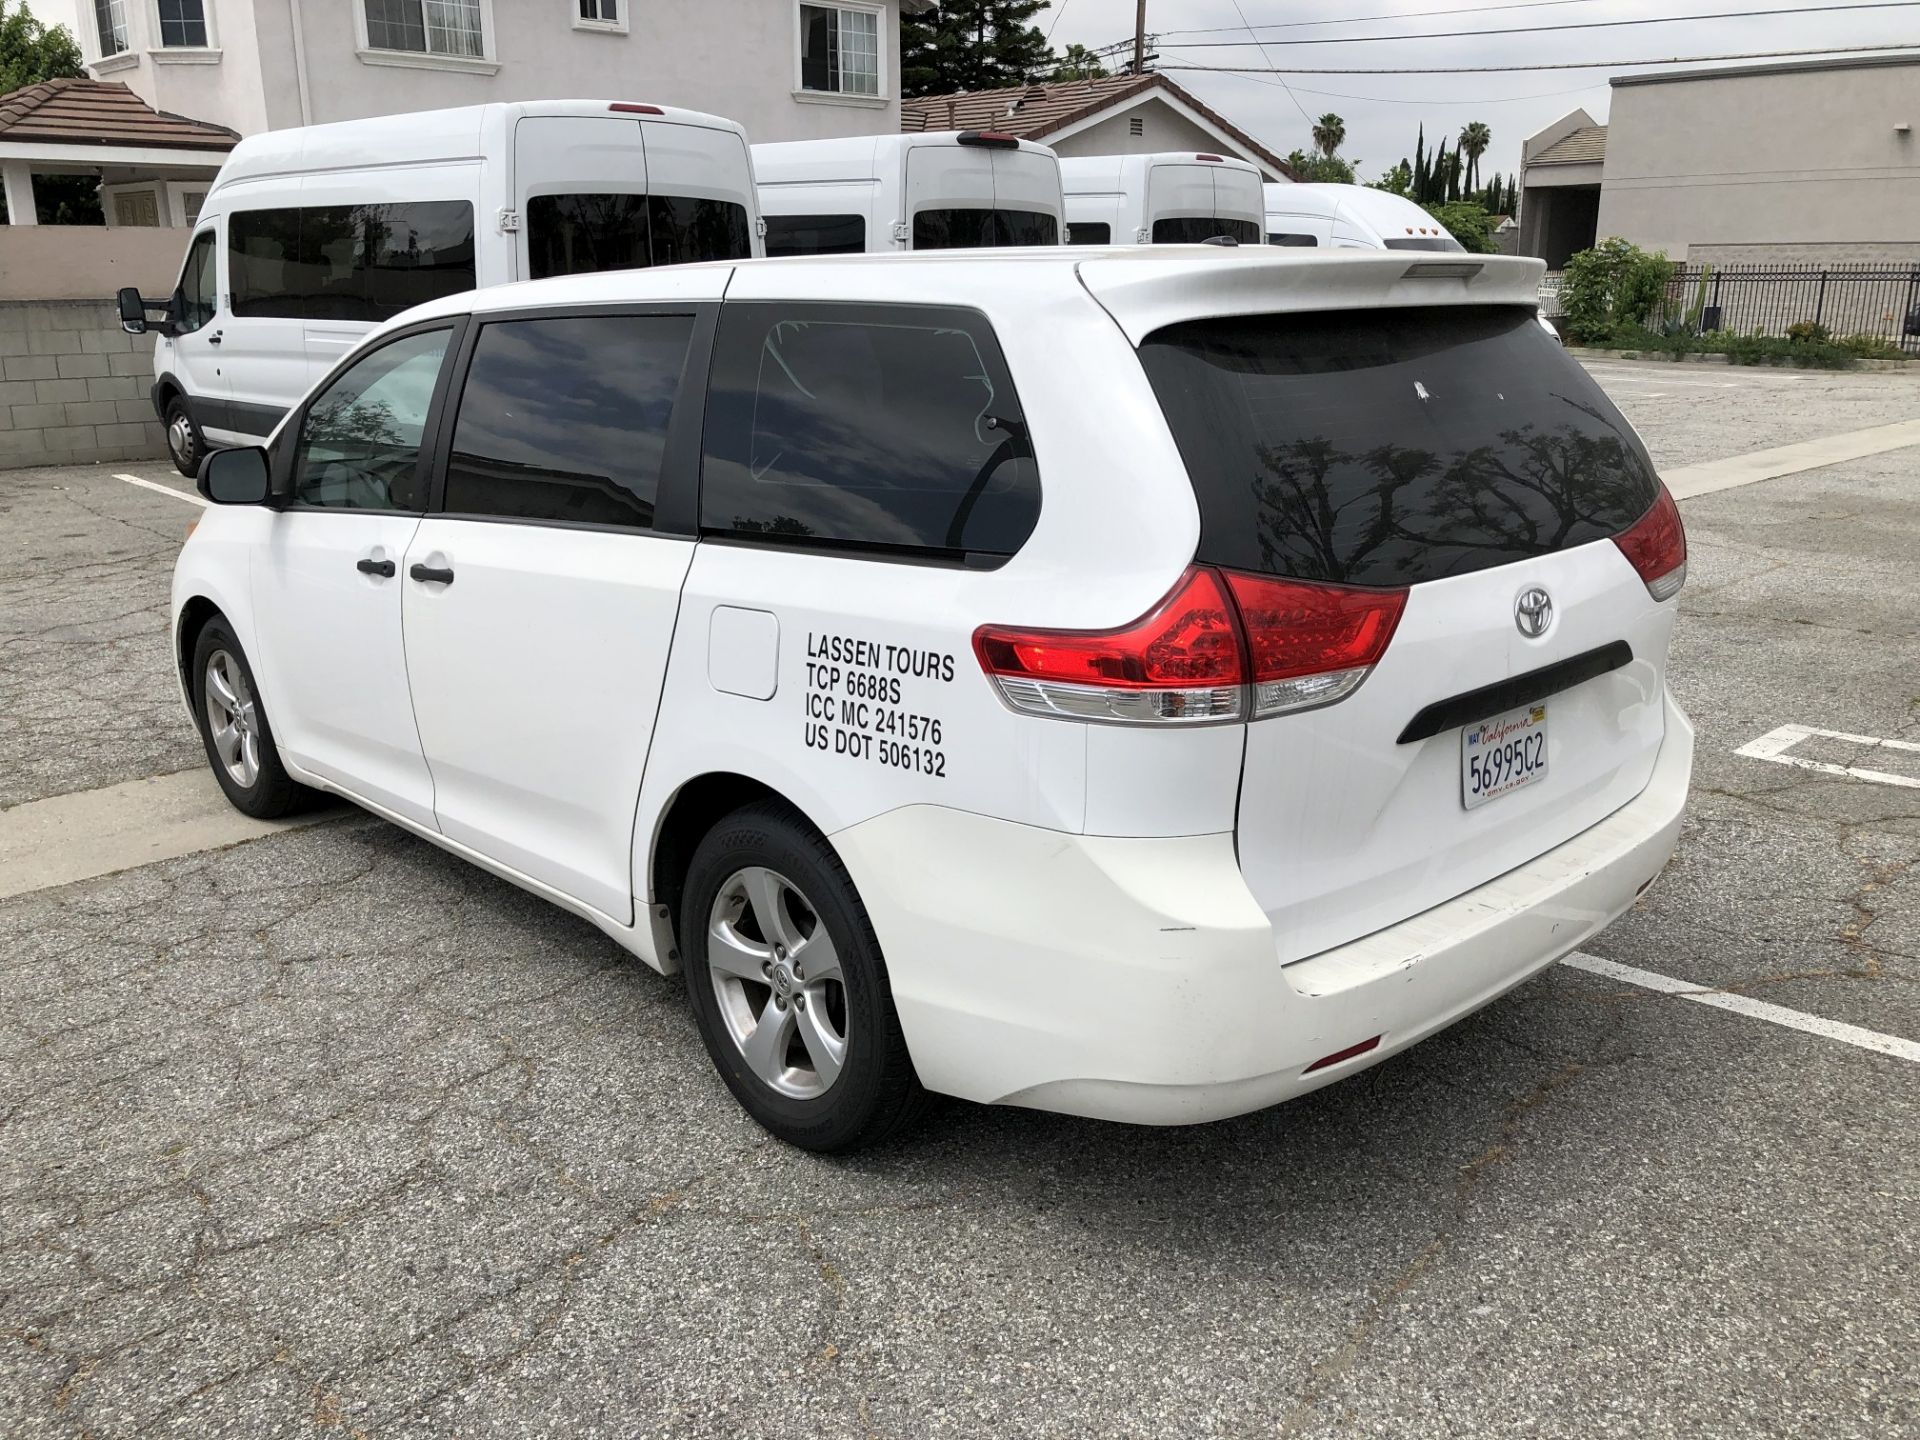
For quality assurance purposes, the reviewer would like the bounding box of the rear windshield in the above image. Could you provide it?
[1152,216,1262,245]
[913,208,1059,249]
[1383,235,1466,252]
[526,193,752,278]
[1138,305,1659,587]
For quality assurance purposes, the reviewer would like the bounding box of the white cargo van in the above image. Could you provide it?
[753,131,1063,255]
[119,100,761,475]
[1060,153,1265,246]
[1263,183,1463,251]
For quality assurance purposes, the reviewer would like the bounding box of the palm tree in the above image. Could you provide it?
[1458,121,1492,195]
[1311,113,1346,160]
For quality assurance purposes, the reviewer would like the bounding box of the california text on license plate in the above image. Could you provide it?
[1462,703,1548,810]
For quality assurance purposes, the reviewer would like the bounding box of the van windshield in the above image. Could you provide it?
[912,208,1059,249]
[1137,305,1660,587]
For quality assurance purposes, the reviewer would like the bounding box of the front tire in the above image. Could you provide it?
[164,394,202,478]
[682,801,927,1152]
[191,618,314,819]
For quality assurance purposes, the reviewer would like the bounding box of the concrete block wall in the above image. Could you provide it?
[0,302,165,471]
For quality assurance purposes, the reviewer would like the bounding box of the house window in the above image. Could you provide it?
[578,0,617,21]
[799,3,879,98]
[93,0,129,56]
[157,0,208,46]
[365,0,485,58]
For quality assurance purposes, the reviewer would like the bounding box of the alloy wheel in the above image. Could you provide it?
[203,649,260,788]
[706,865,848,1099]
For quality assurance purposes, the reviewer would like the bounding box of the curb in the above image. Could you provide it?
[1564,346,1916,373]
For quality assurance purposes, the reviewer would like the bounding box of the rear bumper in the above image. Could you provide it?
[833,692,1693,1125]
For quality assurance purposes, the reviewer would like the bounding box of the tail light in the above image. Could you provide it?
[609,102,665,115]
[1613,484,1687,601]
[958,130,1020,149]
[1223,572,1407,717]
[973,567,1245,723]
[973,567,1406,725]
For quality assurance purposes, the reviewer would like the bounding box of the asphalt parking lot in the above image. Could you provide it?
[2,358,1916,1438]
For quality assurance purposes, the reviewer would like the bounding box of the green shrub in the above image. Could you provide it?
[1420,201,1496,254]
[1785,321,1831,345]
[1837,332,1906,359]
[1559,238,1674,343]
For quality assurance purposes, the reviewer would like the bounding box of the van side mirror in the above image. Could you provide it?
[117,287,149,334]
[198,446,270,505]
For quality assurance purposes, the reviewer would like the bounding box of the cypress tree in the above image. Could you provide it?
[1413,124,1426,202]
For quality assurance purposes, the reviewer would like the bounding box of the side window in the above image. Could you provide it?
[443,313,693,529]
[1268,232,1318,248]
[527,194,753,279]
[230,203,475,320]
[291,328,451,511]
[1068,222,1111,245]
[701,303,1041,562]
[173,228,218,333]
[765,214,865,257]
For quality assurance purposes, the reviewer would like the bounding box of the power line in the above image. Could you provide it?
[1159,41,1920,72]
[1045,0,1071,41]
[1158,0,1603,37]
[1161,2,1920,48]
[1202,71,1610,104]
[1224,0,1316,126]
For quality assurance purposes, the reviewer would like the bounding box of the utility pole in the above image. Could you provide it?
[1132,0,1147,75]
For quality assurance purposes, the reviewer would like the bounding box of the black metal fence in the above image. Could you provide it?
[1649,263,1920,348]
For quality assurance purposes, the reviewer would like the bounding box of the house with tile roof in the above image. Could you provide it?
[902,73,1294,183]
[0,77,235,228]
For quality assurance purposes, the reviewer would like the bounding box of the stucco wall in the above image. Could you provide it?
[1596,59,1920,261]
[0,301,165,470]
[0,228,192,302]
[74,0,909,143]
[1054,100,1233,164]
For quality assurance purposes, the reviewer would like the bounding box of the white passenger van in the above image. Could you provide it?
[119,100,760,476]
[752,131,1063,255]
[173,248,1692,1152]
[1060,153,1265,245]
[1264,182,1463,251]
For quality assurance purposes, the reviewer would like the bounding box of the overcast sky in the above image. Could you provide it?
[1035,0,1920,179]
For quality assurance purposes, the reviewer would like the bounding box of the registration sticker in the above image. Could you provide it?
[1462,703,1548,810]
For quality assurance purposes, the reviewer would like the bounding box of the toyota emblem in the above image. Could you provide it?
[1515,586,1554,638]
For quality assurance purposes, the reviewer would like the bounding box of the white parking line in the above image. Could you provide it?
[1662,418,1920,500]
[115,472,206,507]
[1734,724,1920,790]
[1563,952,1920,1063]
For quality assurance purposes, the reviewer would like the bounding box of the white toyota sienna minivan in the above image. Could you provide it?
[172,248,1693,1152]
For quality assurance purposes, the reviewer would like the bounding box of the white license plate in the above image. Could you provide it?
[1462,703,1548,810]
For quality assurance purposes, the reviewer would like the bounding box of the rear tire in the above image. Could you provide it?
[191,617,314,819]
[164,394,202,478]
[681,801,928,1152]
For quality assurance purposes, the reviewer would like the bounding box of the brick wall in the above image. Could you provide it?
[0,301,165,472]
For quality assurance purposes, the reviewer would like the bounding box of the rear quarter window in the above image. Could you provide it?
[700,302,1040,563]
[1137,305,1660,587]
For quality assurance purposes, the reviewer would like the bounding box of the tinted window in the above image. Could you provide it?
[765,213,866,257]
[444,314,693,528]
[701,303,1040,560]
[1268,231,1317,248]
[1138,306,1660,588]
[175,228,217,332]
[1151,216,1262,245]
[912,208,1059,250]
[292,328,450,511]
[1383,235,1466,253]
[526,193,753,279]
[1070,222,1111,245]
[230,203,474,321]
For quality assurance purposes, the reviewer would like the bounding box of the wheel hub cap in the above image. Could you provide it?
[706,865,848,1100]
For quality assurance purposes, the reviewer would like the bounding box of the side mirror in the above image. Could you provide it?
[197,446,270,505]
[117,286,149,335]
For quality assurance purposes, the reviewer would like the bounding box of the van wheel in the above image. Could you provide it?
[164,395,202,478]
[191,617,314,819]
[681,801,928,1152]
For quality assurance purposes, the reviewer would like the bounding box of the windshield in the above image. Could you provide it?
[1137,305,1660,587]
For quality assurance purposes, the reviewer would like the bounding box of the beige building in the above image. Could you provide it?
[1521,54,1920,267]
[902,73,1294,183]
[29,0,930,142]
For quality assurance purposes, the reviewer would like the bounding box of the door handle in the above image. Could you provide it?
[355,557,395,578]
[410,563,455,586]
[207,332,222,346]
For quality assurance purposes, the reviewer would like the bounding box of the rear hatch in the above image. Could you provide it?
[1146,161,1263,244]
[906,138,1062,249]
[1137,303,1679,961]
